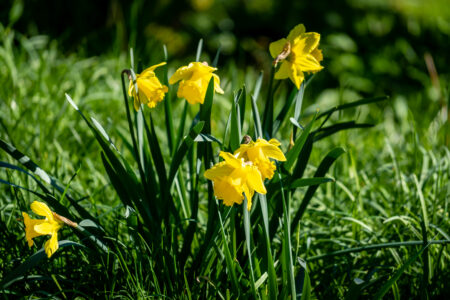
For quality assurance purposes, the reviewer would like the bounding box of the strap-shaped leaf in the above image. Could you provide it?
[168,121,204,185]
[291,147,346,231]
[1,240,85,289]
[284,112,317,173]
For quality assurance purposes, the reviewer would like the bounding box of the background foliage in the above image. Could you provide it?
[0,0,449,298]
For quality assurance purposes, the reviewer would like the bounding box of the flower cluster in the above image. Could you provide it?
[205,138,286,210]
[128,24,322,110]
[128,61,223,111]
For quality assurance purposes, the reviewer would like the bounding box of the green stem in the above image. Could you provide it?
[120,70,149,200]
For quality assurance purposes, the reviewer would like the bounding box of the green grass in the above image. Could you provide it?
[0,24,449,299]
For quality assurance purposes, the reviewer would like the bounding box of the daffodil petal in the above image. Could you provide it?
[44,233,59,258]
[274,61,291,79]
[292,32,321,55]
[22,212,46,247]
[169,64,194,84]
[269,38,288,58]
[268,138,281,146]
[144,62,167,74]
[261,145,286,161]
[34,222,59,235]
[297,54,324,73]
[204,161,234,180]
[288,64,304,89]
[212,74,224,94]
[287,24,306,42]
[219,152,242,169]
[30,201,54,221]
[246,167,267,195]
[311,47,323,63]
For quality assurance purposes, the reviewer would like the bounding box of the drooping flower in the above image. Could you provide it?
[128,62,168,111]
[204,152,266,210]
[169,62,224,105]
[235,138,286,180]
[22,201,64,258]
[269,24,324,88]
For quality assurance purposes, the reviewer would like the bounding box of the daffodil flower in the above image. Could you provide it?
[169,62,224,105]
[204,151,266,210]
[269,24,324,88]
[235,138,286,180]
[22,201,64,258]
[128,62,169,111]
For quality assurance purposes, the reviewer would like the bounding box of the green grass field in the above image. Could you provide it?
[0,6,449,298]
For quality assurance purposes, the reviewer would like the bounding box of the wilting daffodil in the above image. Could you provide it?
[22,201,73,258]
[169,62,224,105]
[204,152,266,210]
[128,62,168,111]
[235,138,286,180]
[270,24,323,88]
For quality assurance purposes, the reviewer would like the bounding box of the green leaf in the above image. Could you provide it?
[374,244,430,300]
[168,121,204,185]
[243,196,257,298]
[300,268,311,300]
[195,39,203,62]
[230,88,243,152]
[217,205,240,296]
[251,94,263,139]
[290,177,334,189]
[314,121,374,141]
[259,194,278,299]
[316,96,389,119]
[291,147,346,232]
[1,241,85,289]
[284,112,317,173]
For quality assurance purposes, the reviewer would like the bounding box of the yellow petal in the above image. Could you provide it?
[219,152,242,169]
[204,161,234,180]
[23,212,45,247]
[143,62,167,74]
[177,78,205,104]
[214,178,243,206]
[242,186,254,211]
[268,138,281,147]
[269,38,288,58]
[292,32,321,56]
[34,222,59,235]
[169,64,194,84]
[44,233,59,258]
[296,54,324,73]
[274,61,291,79]
[289,64,304,89]
[246,167,267,195]
[287,24,306,42]
[261,145,286,161]
[212,74,224,94]
[30,201,54,221]
[311,47,323,63]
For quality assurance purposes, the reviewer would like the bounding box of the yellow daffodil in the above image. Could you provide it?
[22,201,64,258]
[204,151,266,210]
[169,62,224,105]
[235,138,286,180]
[128,62,168,111]
[269,24,324,88]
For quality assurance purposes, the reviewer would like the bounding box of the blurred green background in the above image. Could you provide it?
[1,0,449,129]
